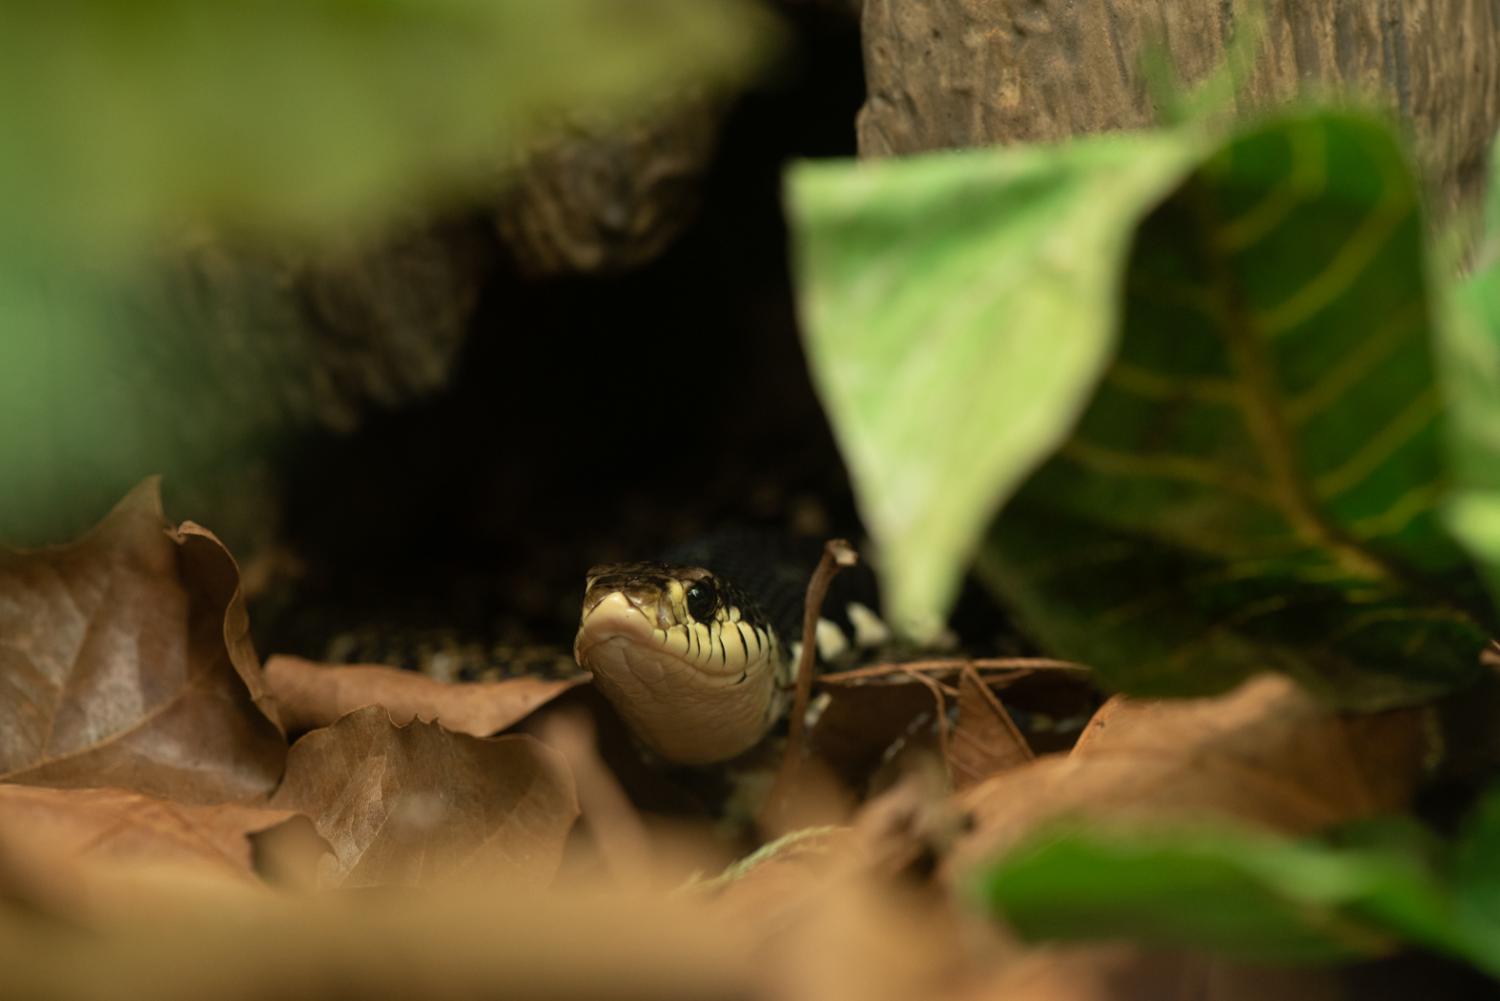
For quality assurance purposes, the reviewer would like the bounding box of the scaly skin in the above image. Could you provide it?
[573,562,793,764]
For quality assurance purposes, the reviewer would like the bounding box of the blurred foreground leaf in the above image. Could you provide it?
[0,0,774,260]
[0,0,774,542]
[792,110,1496,704]
[787,132,1203,638]
[1441,134,1500,605]
[977,789,1500,978]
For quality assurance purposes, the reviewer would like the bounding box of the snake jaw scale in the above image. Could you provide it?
[575,559,791,764]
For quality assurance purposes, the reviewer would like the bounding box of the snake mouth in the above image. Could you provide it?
[573,586,787,764]
[574,592,760,683]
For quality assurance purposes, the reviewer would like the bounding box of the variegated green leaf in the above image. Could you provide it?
[980,113,1493,707]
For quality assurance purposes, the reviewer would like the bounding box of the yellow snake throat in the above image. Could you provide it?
[573,562,795,765]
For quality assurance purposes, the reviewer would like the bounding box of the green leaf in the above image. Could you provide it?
[975,803,1500,978]
[786,132,1205,638]
[1440,133,1500,604]
[1452,787,1500,938]
[978,113,1493,708]
[0,0,774,262]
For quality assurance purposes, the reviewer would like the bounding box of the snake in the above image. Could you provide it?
[303,529,894,765]
[573,531,887,765]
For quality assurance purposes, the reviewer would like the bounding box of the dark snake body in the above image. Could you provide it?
[321,529,882,686]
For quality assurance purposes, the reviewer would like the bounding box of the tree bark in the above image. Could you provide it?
[859,0,1500,215]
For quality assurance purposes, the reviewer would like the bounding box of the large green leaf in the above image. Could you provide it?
[976,798,1500,977]
[0,0,773,262]
[786,133,1205,638]
[979,113,1494,708]
[1441,135,1500,604]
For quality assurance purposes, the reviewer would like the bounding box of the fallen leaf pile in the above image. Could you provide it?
[0,480,1470,999]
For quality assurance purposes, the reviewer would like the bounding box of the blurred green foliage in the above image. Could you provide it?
[0,0,774,544]
[0,0,773,262]
[1442,136,1500,607]
[976,792,1500,977]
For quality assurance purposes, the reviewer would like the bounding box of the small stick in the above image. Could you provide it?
[817,657,1088,686]
[781,538,859,769]
[760,539,858,830]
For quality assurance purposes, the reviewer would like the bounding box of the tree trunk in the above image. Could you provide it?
[858,0,1500,215]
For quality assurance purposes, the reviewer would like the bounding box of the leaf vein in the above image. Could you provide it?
[1313,389,1441,501]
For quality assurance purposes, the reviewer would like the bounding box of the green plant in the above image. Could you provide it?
[788,107,1500,975]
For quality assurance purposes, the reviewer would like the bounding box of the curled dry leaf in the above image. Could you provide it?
[809,674,941,787]
[810,661,1053,795]
[950,666,1032,790]
[264,654,586,737]
[0,785,315,892]
[948,675,1431,877]
[0,479,285,803]
[270,706,579,889]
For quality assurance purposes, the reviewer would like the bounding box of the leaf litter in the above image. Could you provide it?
[270,705,580,889]
[0,478,1477,1000]
[265,653,585,737]
[0,478,284,802]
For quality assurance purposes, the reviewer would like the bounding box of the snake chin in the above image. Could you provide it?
[575,592,780,764]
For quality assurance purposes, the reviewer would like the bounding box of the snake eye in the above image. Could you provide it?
[685,580,718,622]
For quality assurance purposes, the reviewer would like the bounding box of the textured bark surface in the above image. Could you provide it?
[494,98,724,277]
[859,0,1500,214]
[166,225,487,439]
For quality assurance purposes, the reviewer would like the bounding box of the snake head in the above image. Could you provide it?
[574,562,786,764]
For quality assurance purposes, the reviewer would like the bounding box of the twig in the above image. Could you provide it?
[783,539,860,765]
[900,669,952,776]
[817,657,1089,686]
[762,539,858,825]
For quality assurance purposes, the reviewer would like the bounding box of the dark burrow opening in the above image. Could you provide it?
[253,9,872,668]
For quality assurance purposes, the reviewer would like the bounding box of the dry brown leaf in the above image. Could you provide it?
[709,826,853,929]
[0,770,1348,1001]
[810,663,1050,797]
[0,785,313,885]
[962,944,1344,1001]
[947,674,1430,876]
[704,779,983,1001]
[270,705,579,888]
[949,666,1033,790]
[0,479,286,803]
[533,708,654,887]
[755,878,968,1001]
[809,675,944,785]
[0,880,760,1001]
[264,654,586,737]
